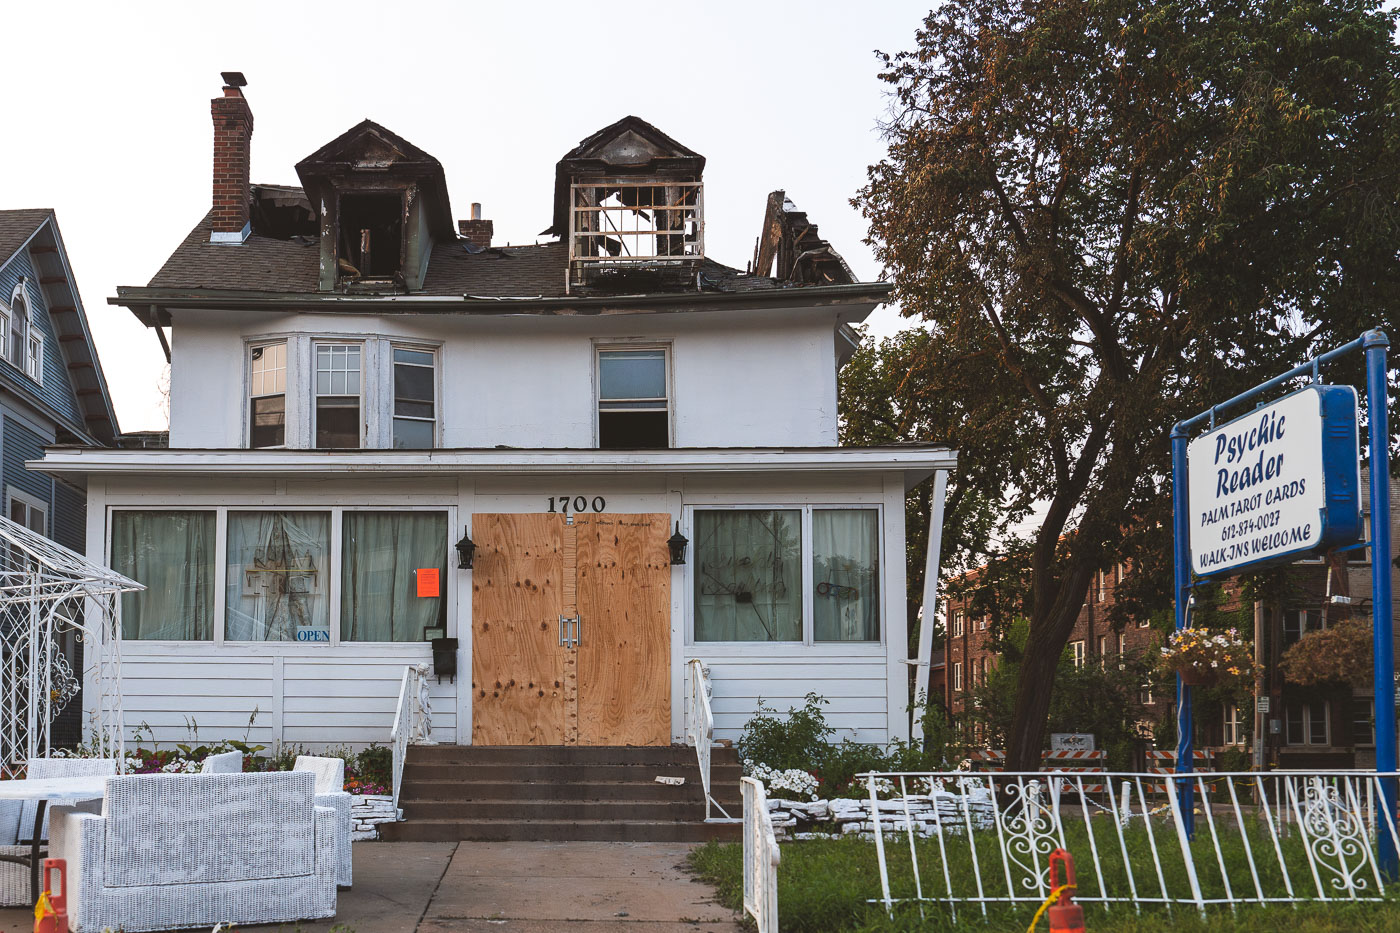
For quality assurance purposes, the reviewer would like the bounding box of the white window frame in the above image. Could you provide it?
[6,487,46,536]
[247,340,288,449]
[107,504,456,648]
[594,342,673,449]
[313,341,366,448]
[1070,640,1086,668]
[26,329,42,383]
[1223,703,1245,746]
[9,283,28,375]
[0,298,10,363]
[683,502,885,648]
[390,343,440,449]
[952,609,965,638]
[1140,684,1154,705]
[952,661,963,692]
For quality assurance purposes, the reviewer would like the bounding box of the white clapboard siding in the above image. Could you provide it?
[688,653,890,743]
[115,648,457,751]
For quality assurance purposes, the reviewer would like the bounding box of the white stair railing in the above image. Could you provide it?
[742,776,780,933]
[390,662,433,812]
[686,658,733,820]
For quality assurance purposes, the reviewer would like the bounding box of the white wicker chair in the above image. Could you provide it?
[293,755,352,887]
[0,758,117,907]
[200,751,243,773]
[49,771,336,933]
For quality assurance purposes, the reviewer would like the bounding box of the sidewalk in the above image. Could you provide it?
[0,840,743,932]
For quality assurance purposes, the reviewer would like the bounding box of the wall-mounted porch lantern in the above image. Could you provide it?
[455,529,476,569]
[668,522,688,565]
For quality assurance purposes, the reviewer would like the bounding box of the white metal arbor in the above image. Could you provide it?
[0,514,140,775]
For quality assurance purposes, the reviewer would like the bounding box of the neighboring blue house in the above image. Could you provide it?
[0,210,120,743]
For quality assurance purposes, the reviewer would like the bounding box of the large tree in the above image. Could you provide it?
[854,0,1400,770]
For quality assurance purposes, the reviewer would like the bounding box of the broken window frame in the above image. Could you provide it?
[568,179,703,269]
[595,344,671,450]
[335,190,406,285]
[313,342,364,449]
[248,340,288,449]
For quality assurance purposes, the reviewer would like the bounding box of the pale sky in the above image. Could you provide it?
[0,1,926,433]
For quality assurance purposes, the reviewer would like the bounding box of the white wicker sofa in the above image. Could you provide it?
[49,771,336,933]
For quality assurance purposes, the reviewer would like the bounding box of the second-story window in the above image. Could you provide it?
[26,330,42,383]
[597,347,669,449]
[392,347,435,449]
[249,342,286,448]
[315,343,362,448]
[9,289,27,371]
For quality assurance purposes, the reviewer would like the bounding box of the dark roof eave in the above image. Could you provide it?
[112,281,894,325]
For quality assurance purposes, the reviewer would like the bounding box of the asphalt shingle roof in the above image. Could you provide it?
[0,209,53,264]
[145,201,791,298]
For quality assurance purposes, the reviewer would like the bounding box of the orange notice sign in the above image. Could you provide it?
[416,568,440,598]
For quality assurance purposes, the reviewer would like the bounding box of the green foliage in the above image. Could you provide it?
[1281,618,1373,687]
[847,0,1400,767]
[738,694,835,773]
[356,743,392,788]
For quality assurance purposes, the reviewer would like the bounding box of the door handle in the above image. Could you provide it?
[559,615,580,648]
[573,614,581,647]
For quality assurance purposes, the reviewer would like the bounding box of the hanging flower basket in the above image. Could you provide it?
[1157,627,1256,689]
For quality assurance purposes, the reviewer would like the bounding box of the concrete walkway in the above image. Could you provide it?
[0,841,743,932]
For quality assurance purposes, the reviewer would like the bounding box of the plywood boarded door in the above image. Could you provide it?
[575,513,671,746]
[470,514,569,745]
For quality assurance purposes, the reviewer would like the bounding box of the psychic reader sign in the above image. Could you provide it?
[1188,385,1361,576]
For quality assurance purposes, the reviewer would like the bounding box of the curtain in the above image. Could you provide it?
[693,510,802,642]
[812,510,880,642]
[226,512,330,641]
[341,512,446,642]
[111,511,214,640]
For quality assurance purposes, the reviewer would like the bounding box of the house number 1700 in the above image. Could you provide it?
[547,496,606,514]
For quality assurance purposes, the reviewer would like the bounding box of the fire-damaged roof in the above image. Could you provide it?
[137,201,794,300]
[114,112,890,323]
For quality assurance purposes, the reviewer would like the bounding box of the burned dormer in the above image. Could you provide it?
[545,117,705,293]
[295,121,455,293]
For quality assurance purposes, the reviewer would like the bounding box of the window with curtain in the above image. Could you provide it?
[812,509,879,641]
[693,509,801,642]
[226,511,330,642]
[341,512,447,641]
[111,510,215,640]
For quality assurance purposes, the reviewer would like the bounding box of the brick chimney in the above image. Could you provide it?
[210,74,253,244]
[458,202,493,249]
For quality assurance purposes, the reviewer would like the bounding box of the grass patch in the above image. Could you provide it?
[687,832,1400,932]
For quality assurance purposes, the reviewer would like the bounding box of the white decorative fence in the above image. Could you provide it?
[0,515,140,774]
[852,770,1400,920]
[686,658,733,821]
[389,662,433,811]
[742,776,780,933]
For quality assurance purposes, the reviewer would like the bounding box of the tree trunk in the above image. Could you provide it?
[1005,579,1092,771]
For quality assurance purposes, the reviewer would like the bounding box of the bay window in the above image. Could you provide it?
[226,511,330,642]
[249,342,287,448]
[392,347,436,449]
[341,511,448,642]
[111,510,215,640]
[315,343,362,448]
[692,506,880,643]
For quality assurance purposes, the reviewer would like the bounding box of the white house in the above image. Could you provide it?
[38,79,955,751]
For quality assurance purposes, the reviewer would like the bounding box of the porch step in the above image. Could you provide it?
[382,744,744,843]
[380,817,740,843]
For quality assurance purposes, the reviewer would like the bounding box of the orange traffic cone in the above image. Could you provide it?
[33,858,68,933]
[1047,848,1085,933]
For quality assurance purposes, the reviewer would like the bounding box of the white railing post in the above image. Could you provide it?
[390,663,432,812]
[742,776,780,933]
[686,658,732,820]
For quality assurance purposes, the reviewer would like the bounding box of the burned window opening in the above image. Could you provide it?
[338,193,403,281]
[569,181,701,288]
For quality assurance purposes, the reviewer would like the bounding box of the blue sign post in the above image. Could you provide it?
[1171,330,1393,873]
